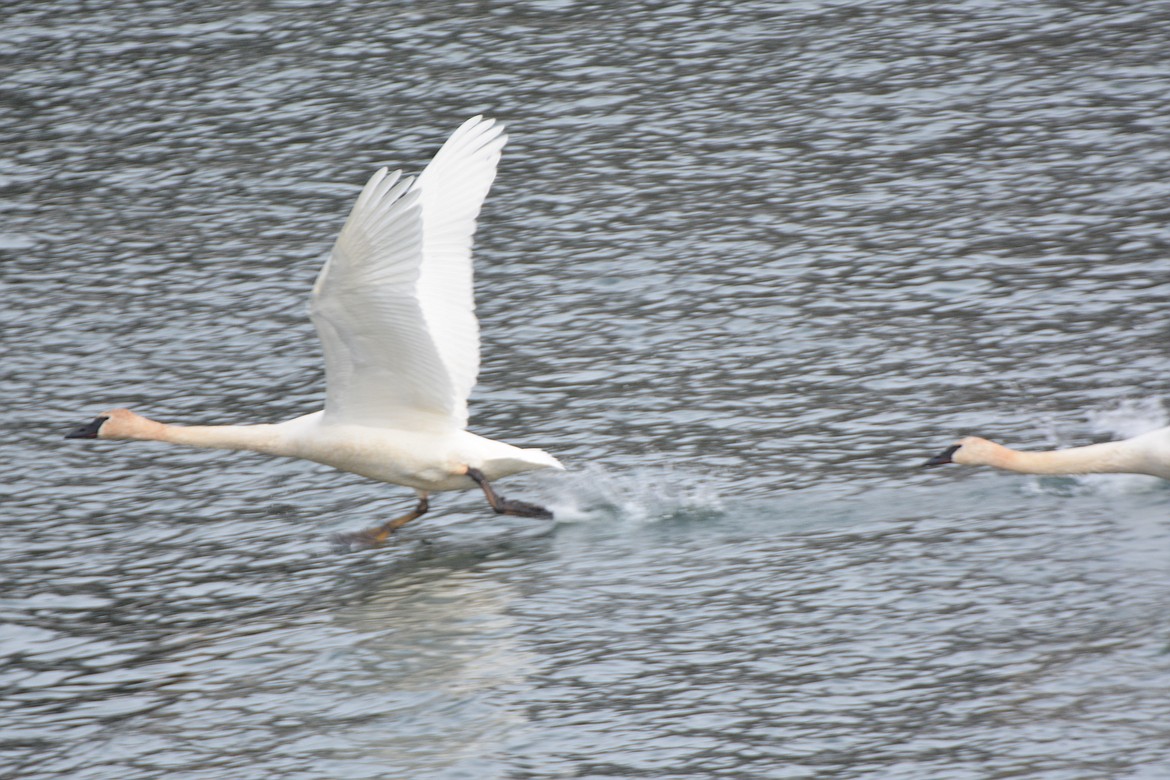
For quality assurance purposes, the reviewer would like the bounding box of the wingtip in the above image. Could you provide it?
[460,114,505,141]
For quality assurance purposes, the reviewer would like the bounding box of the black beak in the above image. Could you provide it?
[922,444,960,468]
[65,416,109,439]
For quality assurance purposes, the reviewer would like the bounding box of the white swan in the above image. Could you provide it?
[67,116,564,544]
[923,426,1170,480]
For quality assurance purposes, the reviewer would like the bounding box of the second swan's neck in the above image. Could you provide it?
[991,436,1166,478]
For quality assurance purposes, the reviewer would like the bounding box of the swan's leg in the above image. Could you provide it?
[340,493,430,547]
[466,467,553,519]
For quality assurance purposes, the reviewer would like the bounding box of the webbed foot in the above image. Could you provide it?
[332,495,430,550]
[466,467,554,520]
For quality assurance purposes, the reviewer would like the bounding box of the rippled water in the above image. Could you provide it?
[4,0,1170,777]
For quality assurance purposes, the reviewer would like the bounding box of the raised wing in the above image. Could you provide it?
[310,169,455,429]
[309,117,506,431]
[415,116,508,420]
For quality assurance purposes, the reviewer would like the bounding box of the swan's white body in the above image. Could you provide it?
[69,117,562,532]
[925,426,1170,480]
[142,410,559,492]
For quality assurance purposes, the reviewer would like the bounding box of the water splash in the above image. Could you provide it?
[538,462,726,525]
[1087,397,1169,440]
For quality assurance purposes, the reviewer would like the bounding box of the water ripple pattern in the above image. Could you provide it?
[3,0,1169,778]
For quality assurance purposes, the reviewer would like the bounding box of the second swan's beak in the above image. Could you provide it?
[65,416,109,440]
[922,443,960,468]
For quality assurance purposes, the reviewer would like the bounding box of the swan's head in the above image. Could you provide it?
[922,436,1002,468]
[65,408,154,441]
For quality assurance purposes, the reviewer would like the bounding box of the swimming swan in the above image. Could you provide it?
[66,116,563,544]
[923,426,1170,480]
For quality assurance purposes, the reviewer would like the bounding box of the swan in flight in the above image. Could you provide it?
[923,427,1170,480]
[66,116,563,544]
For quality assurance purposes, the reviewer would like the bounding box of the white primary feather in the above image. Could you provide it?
[416,116,507,425]
[310,116,507,431]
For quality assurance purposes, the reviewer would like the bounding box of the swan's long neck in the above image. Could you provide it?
[110,414,289,456]
[163,423,285,454]
[992,440,1143,476]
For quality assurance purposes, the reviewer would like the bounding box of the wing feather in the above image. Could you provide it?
[308,117,507,431]
[311,169,456,429]
[415,116,508,423]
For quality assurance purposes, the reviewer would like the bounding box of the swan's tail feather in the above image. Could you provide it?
[523,448,565,471]
[483,447,564,478]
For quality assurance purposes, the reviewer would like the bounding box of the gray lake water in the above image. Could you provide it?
[4,1,1170,777]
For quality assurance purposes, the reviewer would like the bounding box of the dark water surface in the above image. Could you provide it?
[4,1,1170,777]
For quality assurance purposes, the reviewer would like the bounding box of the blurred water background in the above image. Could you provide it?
[3,0,1170,777]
